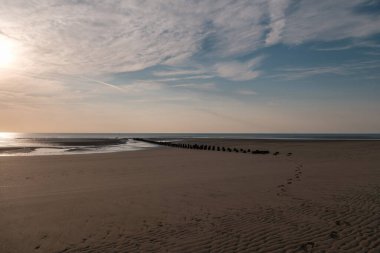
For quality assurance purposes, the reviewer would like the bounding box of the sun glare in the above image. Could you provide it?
[0,132,16,139]
[0,36,15,68]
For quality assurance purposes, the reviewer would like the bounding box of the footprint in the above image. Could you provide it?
[60,247,71,252]
[335,220,351,226]
[329,231,339,239]
[299,241,315,252]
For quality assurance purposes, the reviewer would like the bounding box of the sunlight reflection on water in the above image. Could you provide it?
[0,134,157,156]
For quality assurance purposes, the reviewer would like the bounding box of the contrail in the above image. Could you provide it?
[79,76,125,92]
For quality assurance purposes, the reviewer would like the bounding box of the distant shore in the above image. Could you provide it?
[1,139,379,252]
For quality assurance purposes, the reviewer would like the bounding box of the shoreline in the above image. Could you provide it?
[2,137,380,157]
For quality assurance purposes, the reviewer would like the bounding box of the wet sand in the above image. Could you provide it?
[0,138,129,156]
[0,140,379,252]
[0,147,37,155]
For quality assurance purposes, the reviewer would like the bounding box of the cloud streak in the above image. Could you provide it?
[172,83,217,91]
[271,60,380,80]
[80,77,126,93]
[153,69,207,77]
[214,58,262,81]
[282,0,380,44]
[265,0,291,46]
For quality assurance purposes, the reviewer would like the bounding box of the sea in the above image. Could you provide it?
[0,133,379,156]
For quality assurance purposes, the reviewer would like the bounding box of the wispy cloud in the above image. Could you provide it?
[1,0,378,77]
[314,45,360,51]
[155,75,214,82]
[151,68,214,82]
[153,69,207,77]
[214,57,263,81]
[271,60,380,80]
[282,0,380,44]
[265,0,291,46]
[119,81,167,94]
[0,1,266,75]
[273,66,345,80]
[313,40,380,51]
[365,51,380,56]
[172,83,217,91]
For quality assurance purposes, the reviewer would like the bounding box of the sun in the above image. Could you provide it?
[0,36,15,68]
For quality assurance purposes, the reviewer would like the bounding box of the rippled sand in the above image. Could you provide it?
[1,140,379,252]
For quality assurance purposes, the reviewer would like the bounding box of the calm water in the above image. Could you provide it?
[1,133,379,156]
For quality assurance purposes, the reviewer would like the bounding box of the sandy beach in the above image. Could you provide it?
[1,139,379,253]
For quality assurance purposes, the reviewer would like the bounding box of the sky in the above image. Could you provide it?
[0,0,380,133]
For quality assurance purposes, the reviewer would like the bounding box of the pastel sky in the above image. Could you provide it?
[0,0,380,133]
